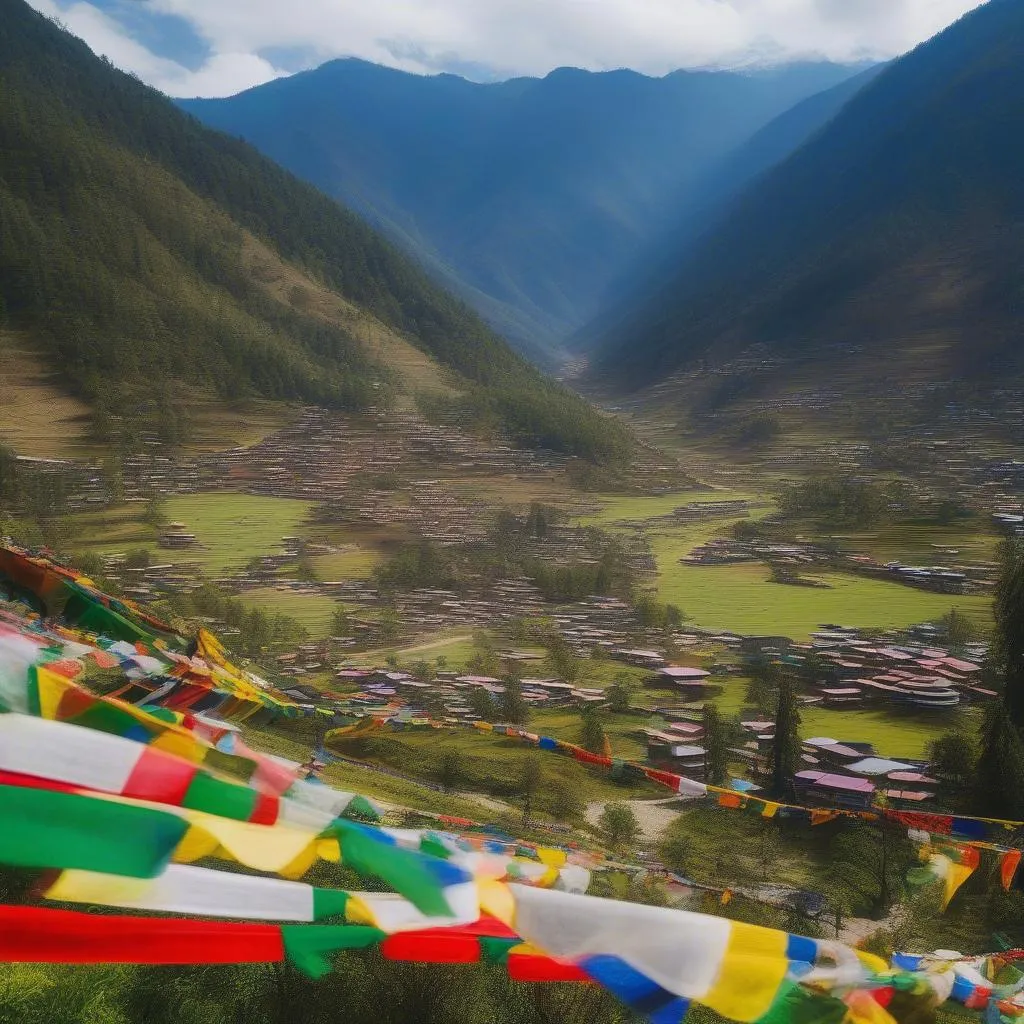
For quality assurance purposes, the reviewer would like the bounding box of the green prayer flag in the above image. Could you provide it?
[332,821,456,918]
[281,925,384,978]
[311,887,351,921]
[755,981,848,1024]
[181,772,258,821]
[0,784,187,878]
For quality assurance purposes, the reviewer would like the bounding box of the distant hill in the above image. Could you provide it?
[573,64,884,352]
[590,0,1024,398]
[0,0,626,462]
[179,59,865,357]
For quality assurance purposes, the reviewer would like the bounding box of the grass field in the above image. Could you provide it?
[244,725,503,821]
[573,488,762,527]
[655,557,991,640]
[238,587,339,635]
[311,547,384,580]
[353,725,662,804]
[0,335,94,458]
[182,398,296,453]
[531,708,650,760]
[834,521,1001,565]
[388,634,479,667]
[704,675,978,757]
[164,493,314,572]
[72,492,315,574]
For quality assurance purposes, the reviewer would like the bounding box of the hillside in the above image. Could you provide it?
[573,64,884,351]
[590,0,1024,401]
[179,59,864,355]
[0,0,626,463]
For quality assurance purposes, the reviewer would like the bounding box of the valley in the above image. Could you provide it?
[4,1,1024,1022]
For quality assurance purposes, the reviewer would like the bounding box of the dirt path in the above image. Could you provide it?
[840,905,905,946]
[585,796,684,842]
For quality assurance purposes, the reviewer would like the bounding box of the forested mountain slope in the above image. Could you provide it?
[574,64,884,351]
[180,60,863,355]
[590,0,1024,394]
[0,0,625,461]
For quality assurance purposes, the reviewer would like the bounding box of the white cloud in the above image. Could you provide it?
[27,0,285,96]
[29,0,987,96]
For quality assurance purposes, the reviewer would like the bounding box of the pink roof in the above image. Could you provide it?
[814,774,876,793]
[805,740,863,759]
[884,789,933,802]
[667,722,705,735]
[888,772,939,784]
[878,648,914,661]
[941,658,981,673]
[660,667,711,679]
[858,679,900,691]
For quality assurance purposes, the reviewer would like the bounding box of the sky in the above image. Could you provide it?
[28,0,987,98]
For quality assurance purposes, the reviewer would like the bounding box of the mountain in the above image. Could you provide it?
[179,60,865,357]
[0,0,626,463]
[590,0,1024,399]
[572,63,884,351]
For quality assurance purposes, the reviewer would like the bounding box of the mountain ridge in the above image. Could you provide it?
[588,0,1024,397]
[179,58,867,355]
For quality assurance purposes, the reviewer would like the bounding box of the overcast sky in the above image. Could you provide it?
[29,0,987,98]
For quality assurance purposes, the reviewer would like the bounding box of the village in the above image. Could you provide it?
[5,395,1013,829]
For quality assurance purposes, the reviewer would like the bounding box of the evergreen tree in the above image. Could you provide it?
[927,730,978,807]
[975,704,1024,819]
[330,605,352,637]
[468,686,496,722]
[544,635,582,683]
[547,781,584,824]
[517,756,543,825]
[598,803,640,850]
[579,704,606,755]
[499,675,530,725]
[995,540,1024,727]
[606,677,635,713]
[770,677,801,799]
[701,702,729,786]
[434,748,464,795]
[746,654,782,716]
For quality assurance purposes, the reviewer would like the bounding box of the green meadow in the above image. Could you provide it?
[237,586,340,635]
[654,557,991,641]
[72,491,314,574]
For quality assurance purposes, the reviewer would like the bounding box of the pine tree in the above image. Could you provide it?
[771,676,801,799]
[995,540,1024,727]
[434,748,464,795]
[579,704,606,754]
[599,803,640,850]
[975,704,1024,818]
[701,702,729,786]
[469,686,496,722]
[975,541,1024,816]
[518,756,543,825]
[499,675,530,725]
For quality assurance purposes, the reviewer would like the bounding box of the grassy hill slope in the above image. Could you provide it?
[0,0,626,462]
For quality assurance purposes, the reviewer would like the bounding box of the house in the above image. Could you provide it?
[794,771,876,811]
[655,666,712,689]
[612,648,667,669]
